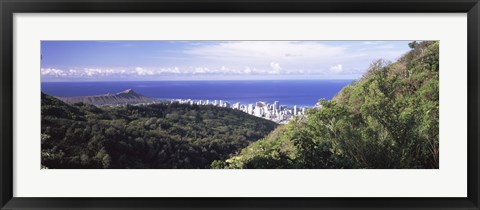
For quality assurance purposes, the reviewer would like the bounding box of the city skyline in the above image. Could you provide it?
[41,40,412,81]
[169,98,307,124]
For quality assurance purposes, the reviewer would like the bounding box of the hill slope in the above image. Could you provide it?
[57,89,158,106]
[216,41,439,169]
[41,93,278,169]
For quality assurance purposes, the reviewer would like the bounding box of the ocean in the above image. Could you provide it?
[41,80,352,107]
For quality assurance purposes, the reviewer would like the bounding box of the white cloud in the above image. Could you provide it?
[184,41,346,64]
[179,41,401,75]
[42,66,272,78]
[135,67,154,76]
[379,45,396,49]
[363,41,385,45]
[41,64,359,79]
[41,68,67,77]
[84,68,103,76]
[330,64,343,74]
[269,62,282,74]
[42,41,413,81]
[173,67,180,73]
[270,62,281,71]
[193,67,208,74]
[43,41,414,81]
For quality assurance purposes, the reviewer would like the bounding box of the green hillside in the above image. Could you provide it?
[41,94,278,169]
[215,41,439,169]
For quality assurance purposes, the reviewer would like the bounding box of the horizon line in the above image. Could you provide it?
[41,78,357,83]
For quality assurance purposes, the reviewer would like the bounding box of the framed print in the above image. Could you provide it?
[1,0,479,209]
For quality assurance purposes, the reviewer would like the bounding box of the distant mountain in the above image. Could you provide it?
[56,89,158,106]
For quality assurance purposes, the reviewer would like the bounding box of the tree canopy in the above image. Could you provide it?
[216,41,439,169]
[41,96,278,169]
[42,41,439,169]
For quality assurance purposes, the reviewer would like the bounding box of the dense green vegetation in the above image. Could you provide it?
[215,41,439,169]
[42,41,439,169]
[41,96,278,169]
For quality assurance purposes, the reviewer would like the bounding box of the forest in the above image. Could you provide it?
[213,41,439,169]
[42,41,439,169]
[41,95,277,168]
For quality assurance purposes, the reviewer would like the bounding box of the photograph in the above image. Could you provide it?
[40,40,439,169]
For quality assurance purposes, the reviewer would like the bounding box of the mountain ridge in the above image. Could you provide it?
[56,89,158,106]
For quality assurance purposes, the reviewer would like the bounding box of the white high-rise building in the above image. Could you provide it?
[254,107,263,117]
[287,109,292,115]
[274,101,280,111]
[294,105,298,116]
[248,104,254,115]
[265,112,272,119]
[256,101,266,108]
[233,102,240,109]
[241,105,247,113]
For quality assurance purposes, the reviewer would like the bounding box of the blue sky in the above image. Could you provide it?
[41,40,412,81]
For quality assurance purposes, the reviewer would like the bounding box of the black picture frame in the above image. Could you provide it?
[1,0,479,209]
